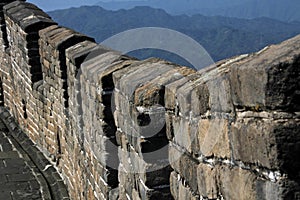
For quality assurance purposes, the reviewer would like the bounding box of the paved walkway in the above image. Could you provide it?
[0,124,45,199]
[0,108,69,200]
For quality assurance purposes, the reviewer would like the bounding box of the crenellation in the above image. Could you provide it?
[0,1,299,200]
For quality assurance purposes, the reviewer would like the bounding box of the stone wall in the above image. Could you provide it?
[0,1,299,200]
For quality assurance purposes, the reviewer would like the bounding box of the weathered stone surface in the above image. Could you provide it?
[231,117,300,171]
[165,73,195,111]
[197,164,219,199]
[231,118,278,168]
[229,35,300,111]
[169,144,199,193]
[0,1,299,199]
[170,172,200,200]
[198,118,231,158]
[219,166,258,200]
[135,65,194,107]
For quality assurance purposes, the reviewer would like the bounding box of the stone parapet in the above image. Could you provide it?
[0,1,299,200]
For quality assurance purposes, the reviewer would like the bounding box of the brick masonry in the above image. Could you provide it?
[0,1,299,200]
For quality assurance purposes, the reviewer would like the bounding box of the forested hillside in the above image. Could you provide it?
[49,6,300,63]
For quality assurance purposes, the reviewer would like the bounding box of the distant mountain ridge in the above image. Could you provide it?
[48,5,300,63]
[27,0,99,11]
[96,0,300,22]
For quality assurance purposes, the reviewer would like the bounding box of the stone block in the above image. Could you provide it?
[171,117,196,154]
[174,66,233,117]
[66,40,97,68]
[165,113,174,140]
[81,51,121,85]
[164,73,197,111]
[118,147,134,172]
[229,35,300,111]
[169,143,182,173]
[231,117,300,173]
[118,165,135,197]
[190,82,210,116]
[218,166,257,200]
[134,66,194,107]
[207,76,233,113]
[3,1,56,32]
[114,59,173,100]
[178,180,200,200]
[169,143,199,193]
[197,164,218,199]
[198,118,231,158]
[170,171,179,199]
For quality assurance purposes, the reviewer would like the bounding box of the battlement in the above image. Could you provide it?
[0,1,299,199]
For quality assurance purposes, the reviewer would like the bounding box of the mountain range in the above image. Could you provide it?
[96,0,300,22]
[48,5,300,64]
[28,0,300,22]
[27,0,99,11]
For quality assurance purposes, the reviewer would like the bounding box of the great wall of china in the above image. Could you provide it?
[0,1,299,199]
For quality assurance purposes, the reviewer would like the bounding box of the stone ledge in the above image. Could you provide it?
[3,1,56,32]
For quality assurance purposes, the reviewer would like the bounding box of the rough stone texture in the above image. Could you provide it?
[112,58,193,200]
[0,1,299,200]
[165,36,300,199]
